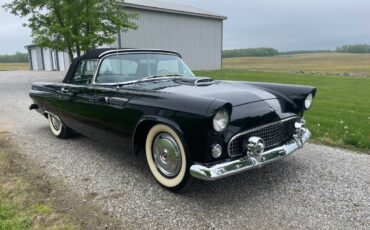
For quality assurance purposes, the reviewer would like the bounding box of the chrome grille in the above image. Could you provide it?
[228,117,299,157]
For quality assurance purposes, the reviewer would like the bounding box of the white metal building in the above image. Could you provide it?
[116,0,226,70]
[26,45,71,71]
[26,0,226,71]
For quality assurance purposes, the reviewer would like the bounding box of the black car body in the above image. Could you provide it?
[30,48,316,191]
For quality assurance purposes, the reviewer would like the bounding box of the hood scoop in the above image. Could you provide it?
[175,77,214,86]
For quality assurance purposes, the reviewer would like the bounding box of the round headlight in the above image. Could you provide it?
[304,93,313,109]
[213,109,229,132]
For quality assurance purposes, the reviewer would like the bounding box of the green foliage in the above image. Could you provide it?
[3,0,137,61]
[196,69,370,152]
[0,52,28,63]
[223,48,279,58]
[0,203,30,230]
[336,44,370,53]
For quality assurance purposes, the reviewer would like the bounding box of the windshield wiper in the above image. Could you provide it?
[138,74,184,83]
[99,74,184,88]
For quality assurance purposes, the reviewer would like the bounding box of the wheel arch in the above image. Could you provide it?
[132,115,186,155]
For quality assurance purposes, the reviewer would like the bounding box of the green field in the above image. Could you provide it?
[196,68,370,152]
[223,53,370,77]
[0,63,29,71]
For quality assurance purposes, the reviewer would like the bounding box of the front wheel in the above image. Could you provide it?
[48,113,72,139]
[145,124,192,191]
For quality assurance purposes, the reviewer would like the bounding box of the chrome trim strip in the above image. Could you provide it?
[98,49,181,58]
[190,128,310,181]
[227,116,299,156]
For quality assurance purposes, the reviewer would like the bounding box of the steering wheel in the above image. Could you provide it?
[156,69,171,76]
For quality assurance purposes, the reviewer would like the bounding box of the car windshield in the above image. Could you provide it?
[95,53,194,84]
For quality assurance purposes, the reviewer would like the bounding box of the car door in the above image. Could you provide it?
[90,55,143,147]
[56,59,99,136]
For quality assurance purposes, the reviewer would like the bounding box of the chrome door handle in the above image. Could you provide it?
[61,88,69,94]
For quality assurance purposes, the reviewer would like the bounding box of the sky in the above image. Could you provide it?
[1,0,370,54]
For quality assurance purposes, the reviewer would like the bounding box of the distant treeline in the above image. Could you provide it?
[222,48,279,58]
[336,44,370,53]
[222,48,336,58]
[279,50,333,55]
[0,52,28,63]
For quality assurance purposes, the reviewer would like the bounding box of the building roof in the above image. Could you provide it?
[124,0,227,20]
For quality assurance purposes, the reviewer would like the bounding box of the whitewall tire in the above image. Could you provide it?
[47,113,72,139]
[145,124,191,191]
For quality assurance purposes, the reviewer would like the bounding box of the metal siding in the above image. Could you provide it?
[58,52,65,71]
[119,9,222,70]
[51,50,58,71]
[43,48,52,71]
[64,53,71,70]
[27,48,33,70]
[36,47,44,70]
[30,48,38,70]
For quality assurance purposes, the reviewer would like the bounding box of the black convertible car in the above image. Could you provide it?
[30,48,316,191]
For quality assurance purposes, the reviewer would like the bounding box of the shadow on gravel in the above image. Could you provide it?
[39,125,304,202]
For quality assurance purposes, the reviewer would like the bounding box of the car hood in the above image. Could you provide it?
[135,77,277,106]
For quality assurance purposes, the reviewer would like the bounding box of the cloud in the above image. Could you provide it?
[0,3,32,54]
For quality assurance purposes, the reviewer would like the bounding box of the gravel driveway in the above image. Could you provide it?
[0,71,369,229]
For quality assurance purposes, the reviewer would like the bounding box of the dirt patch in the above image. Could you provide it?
[0,131,125,229]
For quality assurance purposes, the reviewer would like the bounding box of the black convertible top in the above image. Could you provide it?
[63,48,182,83]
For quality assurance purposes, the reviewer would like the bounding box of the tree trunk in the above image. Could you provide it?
[76,45,81,57]
[67,47,74,63]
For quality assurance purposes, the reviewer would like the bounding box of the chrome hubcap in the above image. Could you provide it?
[152,133,182,177]
[50,114,62,131]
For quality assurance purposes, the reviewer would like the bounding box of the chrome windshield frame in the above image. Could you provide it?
[91,52,193,86]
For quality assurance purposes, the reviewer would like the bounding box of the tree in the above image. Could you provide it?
[336,44,370,53]
[3,0,137,61]
[0,52,28,63]
[222,48,279,58]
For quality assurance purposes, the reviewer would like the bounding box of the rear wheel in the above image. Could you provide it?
[145,124,192,191]
[48,113,72,139]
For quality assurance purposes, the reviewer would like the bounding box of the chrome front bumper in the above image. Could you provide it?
[190,128,311,181]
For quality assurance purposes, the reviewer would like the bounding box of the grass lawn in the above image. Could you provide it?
[223,53,370,77]
[0,147,76,230]
[196,69,370,152]
[0,63,29,71]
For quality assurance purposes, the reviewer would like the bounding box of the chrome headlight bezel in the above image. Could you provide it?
[304,93,313,110]
[213,109,230,132]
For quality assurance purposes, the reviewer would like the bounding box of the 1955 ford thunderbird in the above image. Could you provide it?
[29,48,316,191]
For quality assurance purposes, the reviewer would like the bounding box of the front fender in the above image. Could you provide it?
[232,81,317,111]
[132,115,186,155]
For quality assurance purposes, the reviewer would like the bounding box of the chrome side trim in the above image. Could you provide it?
[227,116,299,155]
[105,97,129,106]
[190,128,311,181]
